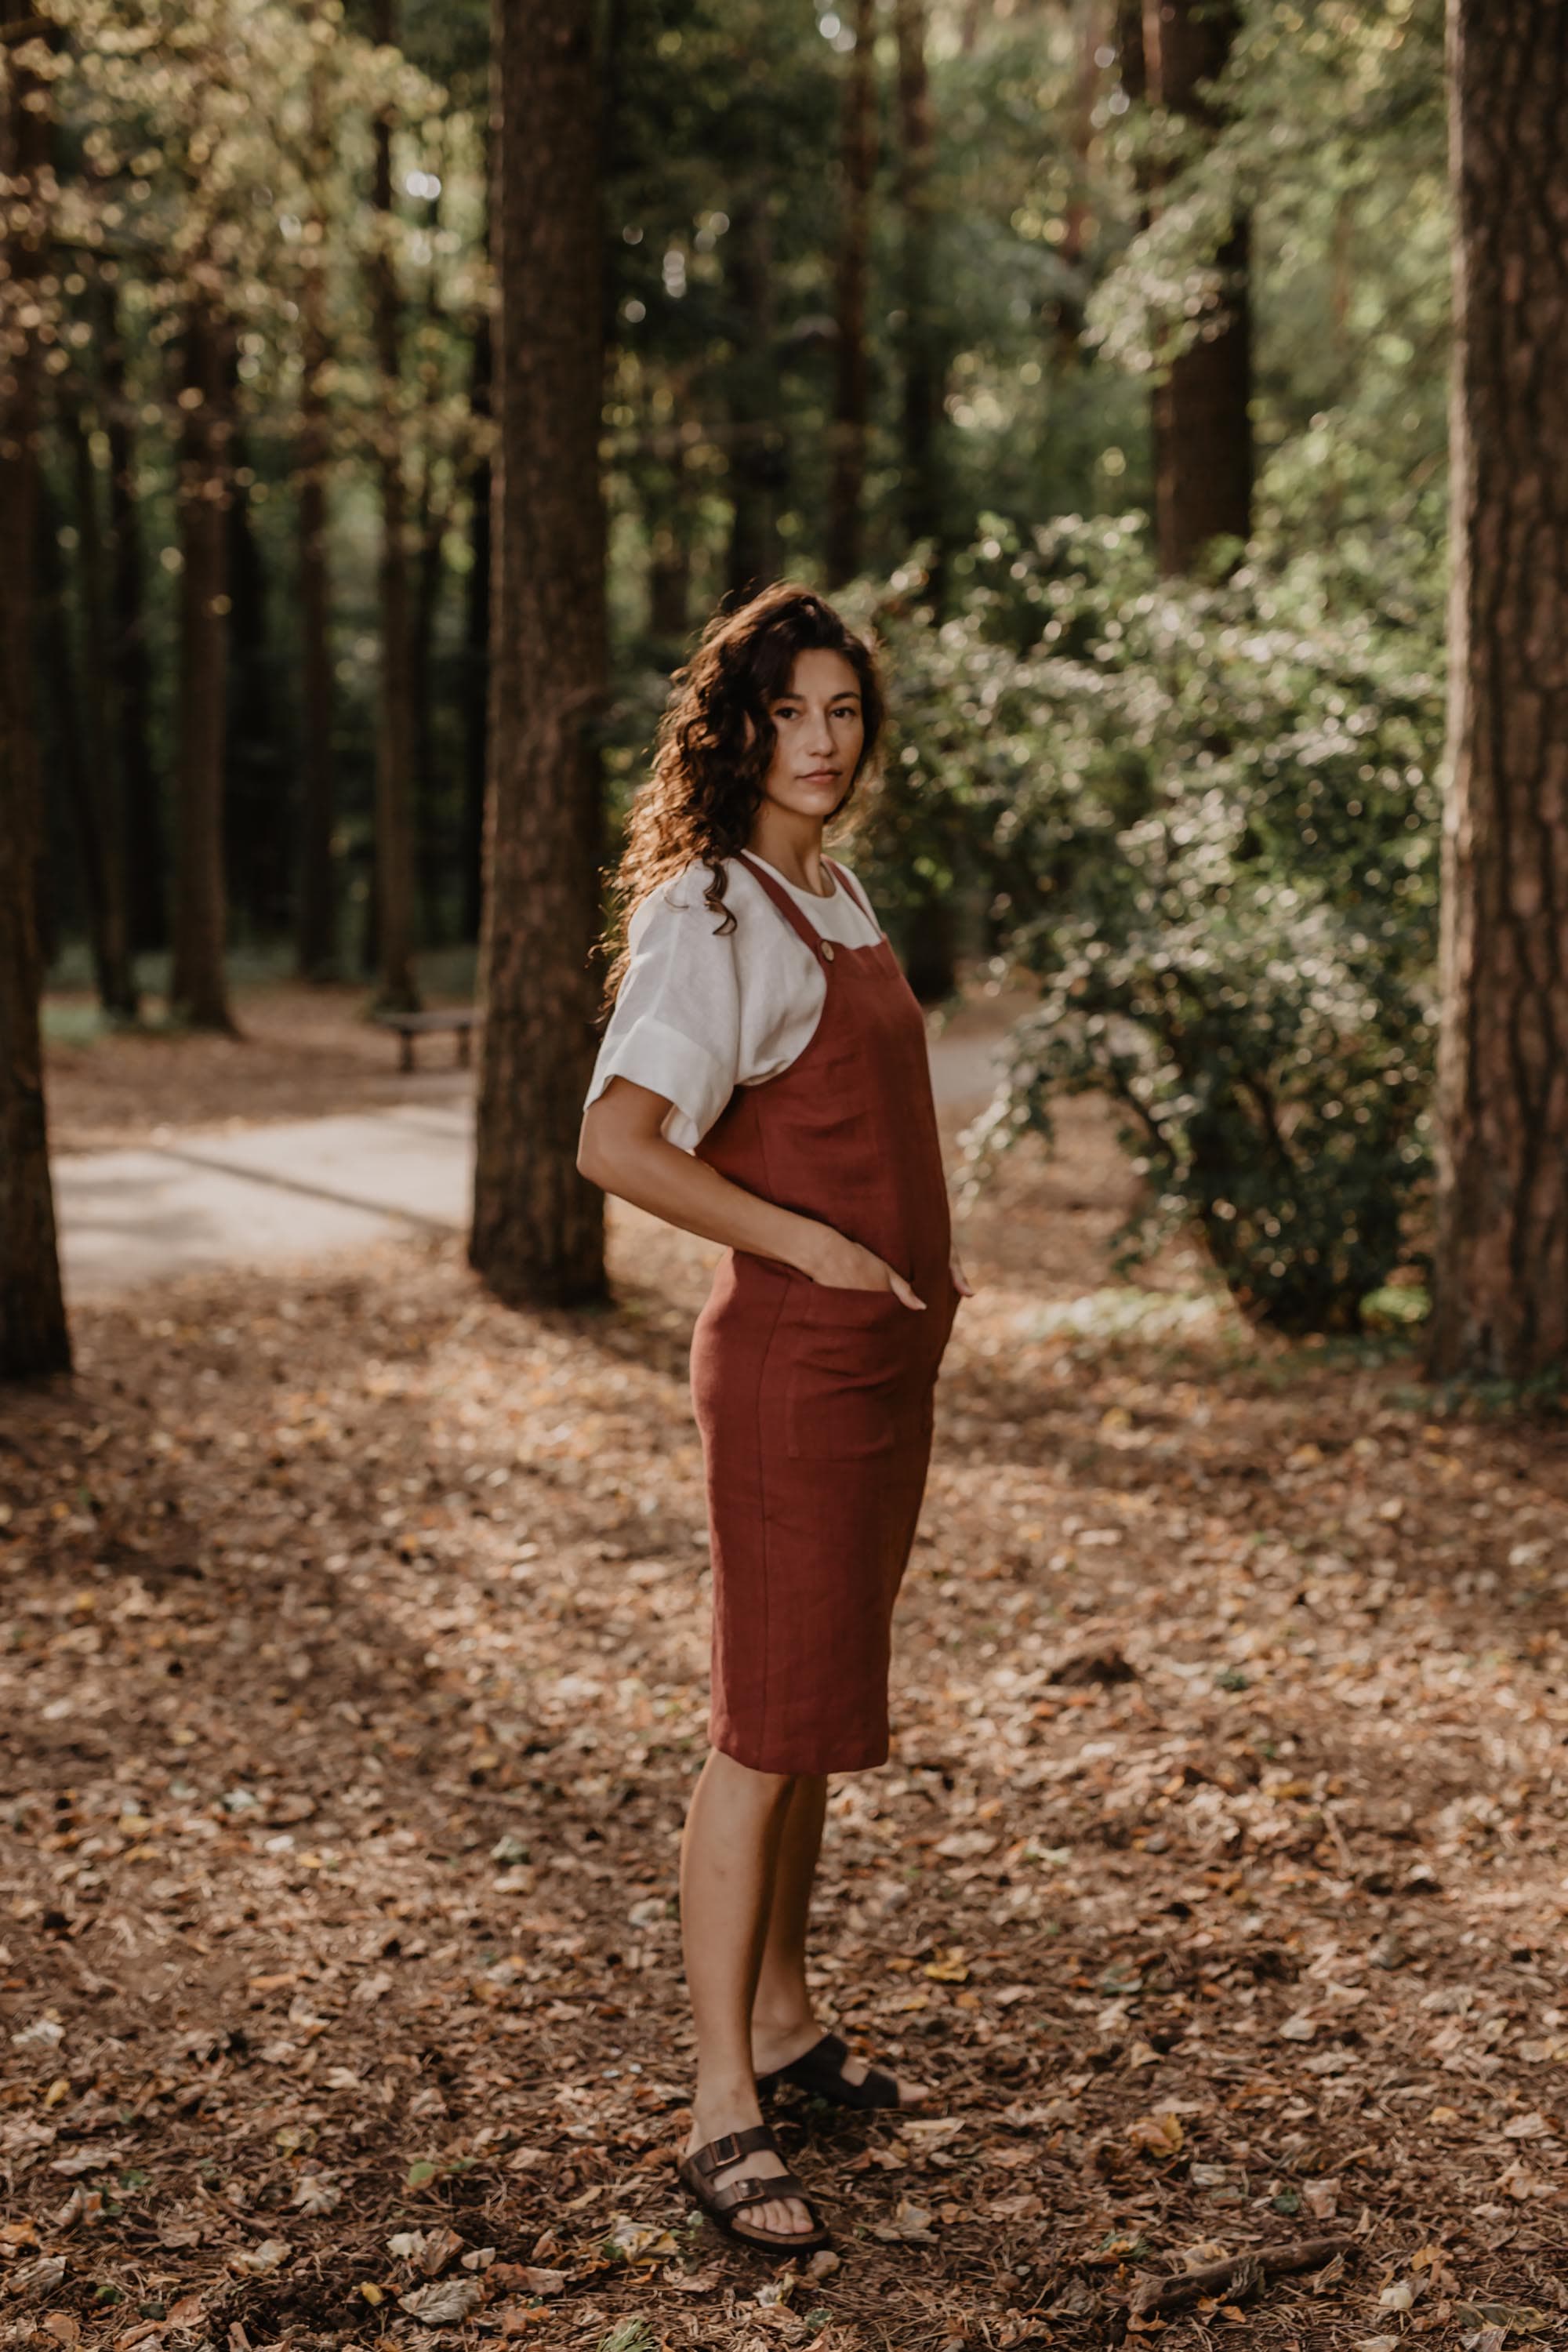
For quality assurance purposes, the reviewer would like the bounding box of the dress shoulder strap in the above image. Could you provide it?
[826,859,877,926]
[734,852,831,957]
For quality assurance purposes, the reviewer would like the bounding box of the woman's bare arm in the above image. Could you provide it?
[578,1076,926,1305]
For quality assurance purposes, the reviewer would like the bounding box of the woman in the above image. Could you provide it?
[578,583,969,2257]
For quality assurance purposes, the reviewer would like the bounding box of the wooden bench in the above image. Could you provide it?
[374,1007,479,1073]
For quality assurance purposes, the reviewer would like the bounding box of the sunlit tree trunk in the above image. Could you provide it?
[1142,0,1250,575]
[169,298,237,1034]
[0,0,71,1379]
[471,0,606,1308]
[826,0,876,587]
[368,0,419,1012]
[1428,0,1568,1383]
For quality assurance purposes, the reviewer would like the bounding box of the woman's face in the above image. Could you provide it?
[760,648,866,821]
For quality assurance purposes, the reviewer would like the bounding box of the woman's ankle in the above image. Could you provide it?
[751,1991,815,2038]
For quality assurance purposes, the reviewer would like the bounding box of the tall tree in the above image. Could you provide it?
[296,227,336,976]
[826,0,876,587]
[471,0,606,1308]
[460,303,491,945]
[63,403,138,1018]
[169,296,238,1032]
[894,0,944,570]
[0,0,71,1379]
[1428,0,1568,1383]
[100,282,165,956]
[368,0,420,1012]
[724,186,784,604]
[1142,0,1250,574]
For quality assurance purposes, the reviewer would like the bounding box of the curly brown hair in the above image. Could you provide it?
[599,582,884,1007]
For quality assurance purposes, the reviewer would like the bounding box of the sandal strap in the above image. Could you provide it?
[688,2122,778,2181]
[707,2165,815,2220]
[782,2031,902,2109]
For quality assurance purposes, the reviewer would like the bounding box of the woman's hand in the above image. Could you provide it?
[798,1225,925,1309]
[949,1247,975,1298]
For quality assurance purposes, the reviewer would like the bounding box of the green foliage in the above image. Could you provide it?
[856,515,1444,1331]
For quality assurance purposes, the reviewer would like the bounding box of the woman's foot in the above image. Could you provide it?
[752,2016,930,2109]
[681,2099,818,2244]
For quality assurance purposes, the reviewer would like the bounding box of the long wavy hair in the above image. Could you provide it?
[599,583,884,1007]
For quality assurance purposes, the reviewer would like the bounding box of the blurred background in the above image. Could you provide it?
[13,1,1468,1348]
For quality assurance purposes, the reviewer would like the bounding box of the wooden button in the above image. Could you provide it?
[820,941,836,962]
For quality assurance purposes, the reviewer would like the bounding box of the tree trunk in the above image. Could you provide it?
[461,309,491,946]
[894,0,945,573]
[296,38,336,979]
[63,404,138,1018]
[38,461,138,1021]
[296,287,336,976]
[648,426,695,641]
[1428,0,1568,1384]
[100,285,164,956]
[410,451,452,946]
[1142,0,1251,575]
[826,0,877,588]
[369,0,420,1013]
[723,191,783,605]
[1052,1,1108,358]
[225,423,279,941]
[0,0,71,1380]
[169,299,238,1033]
[471,0,606,1308]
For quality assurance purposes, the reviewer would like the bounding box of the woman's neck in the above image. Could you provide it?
[745,817,833,899]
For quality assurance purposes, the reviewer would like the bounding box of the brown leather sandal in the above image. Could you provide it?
[676,2122,832,2256]
[756,2029,906,2111]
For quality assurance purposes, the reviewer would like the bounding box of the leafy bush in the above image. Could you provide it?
[851,516,1444,1332]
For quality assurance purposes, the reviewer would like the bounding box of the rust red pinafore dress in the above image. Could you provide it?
[689,852,960,1775]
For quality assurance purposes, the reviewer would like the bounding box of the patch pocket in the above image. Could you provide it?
[785,1287,911,1461]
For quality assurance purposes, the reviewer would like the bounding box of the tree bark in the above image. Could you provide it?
[296,285,336,977]
[894,0,945,571]
[0,0,71,1379]
[224,422,280,940]
[169,299,238,1033]
[461,307,491,946]
[826,0,877,588]
[1428,0,1568,1384]
[63,403,138,1018]
[723,190,783,605]
[1142,0,1251,575]
[471,0,606,1308]
[99,284,164,956]
[368,0,420,1013]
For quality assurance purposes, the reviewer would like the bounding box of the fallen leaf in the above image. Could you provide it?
[397,2278,483,2325]
[1125,2111,1184,2157]
[228,2239,290,2276]
[514,2268,565,2296]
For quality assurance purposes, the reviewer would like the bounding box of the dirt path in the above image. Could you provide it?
[47,996,1020,1300]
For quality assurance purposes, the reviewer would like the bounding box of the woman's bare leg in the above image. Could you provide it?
[679,1748,814,2239]
[750,1776,927,2104]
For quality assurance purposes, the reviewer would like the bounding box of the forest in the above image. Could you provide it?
[3,2,1568,2349]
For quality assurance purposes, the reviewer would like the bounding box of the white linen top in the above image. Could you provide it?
[584,851,883,1152]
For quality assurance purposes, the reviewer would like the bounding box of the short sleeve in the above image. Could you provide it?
[583,874,742,1152]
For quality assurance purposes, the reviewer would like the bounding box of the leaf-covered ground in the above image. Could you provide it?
[5,1055,1568,2352]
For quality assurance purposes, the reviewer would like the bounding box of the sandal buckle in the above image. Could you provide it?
[709,2131,744,2168]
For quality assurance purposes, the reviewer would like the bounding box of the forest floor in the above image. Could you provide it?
[6,989,1568,2352]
